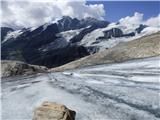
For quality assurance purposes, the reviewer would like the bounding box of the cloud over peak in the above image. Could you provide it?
[1,0,105,29]
[117,12,159,32]
[119,12,160,27]
[119,12,143,26]
[1,1,159,30]
[145,14,160,27]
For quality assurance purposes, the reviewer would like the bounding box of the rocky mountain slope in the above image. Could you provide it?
[1,16,109,68]
[51,32,160,71]
[1,16,159,68]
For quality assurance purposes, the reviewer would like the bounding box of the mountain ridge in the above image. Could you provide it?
[1,16,159,68]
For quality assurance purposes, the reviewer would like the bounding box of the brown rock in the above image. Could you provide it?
[33,101,76,120]
[1,60,48,78]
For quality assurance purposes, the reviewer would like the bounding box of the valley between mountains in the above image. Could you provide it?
[1,16,160,120]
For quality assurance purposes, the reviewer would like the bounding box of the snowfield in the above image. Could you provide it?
[2,56,160,120]
[80,24,159,52]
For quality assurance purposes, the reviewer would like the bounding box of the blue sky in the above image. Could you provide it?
[87,1,160,22]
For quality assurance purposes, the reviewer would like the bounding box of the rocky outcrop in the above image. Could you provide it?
[1,60,48,77]
[33,101,76,120]
[51,32,160,72]
[135,24,148,34]
[103,28,123,39]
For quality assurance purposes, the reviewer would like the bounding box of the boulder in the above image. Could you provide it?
[33,101,76,120]
[1,60,48,77]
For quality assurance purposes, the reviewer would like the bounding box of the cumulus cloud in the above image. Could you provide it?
[119,12,160,28]
[1,0,105,29]
[119,12,143,27]
[1,0,159,30]
[145,14,160,27]
[116,12,160,33]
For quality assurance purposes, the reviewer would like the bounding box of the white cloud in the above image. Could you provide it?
[145,14,160,27]
[118,12,160,28]
[116,12,160,34]
[114,12,144,34]
[119,12,143,27]
[1,0,159,31]
[1,0,105,29]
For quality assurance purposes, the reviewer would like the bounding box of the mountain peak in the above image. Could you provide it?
[83,17,99,21]
[61,16,72,20]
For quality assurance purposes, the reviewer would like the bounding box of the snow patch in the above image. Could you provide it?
[29,26,38,32]
[2,30,23,43]
[141,27,160,35]
[57,28,85,42]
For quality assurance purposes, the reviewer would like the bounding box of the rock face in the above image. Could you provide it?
[33,101,76,120]
[1,60,48,77]
[135,24,148,34]
[103,28,123,39]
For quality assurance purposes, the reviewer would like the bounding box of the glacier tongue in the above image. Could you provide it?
[2,56,160,120]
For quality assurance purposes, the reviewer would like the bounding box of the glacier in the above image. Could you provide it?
[1,56,160,120]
